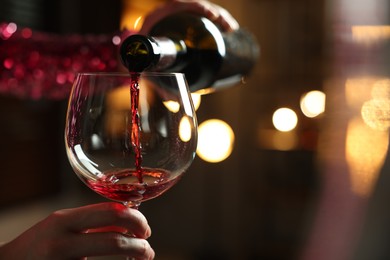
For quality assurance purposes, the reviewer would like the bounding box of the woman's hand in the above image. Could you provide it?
[0,202,154,260]
[139,0,239,34]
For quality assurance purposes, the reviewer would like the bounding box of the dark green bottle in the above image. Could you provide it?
[120,13,259,93]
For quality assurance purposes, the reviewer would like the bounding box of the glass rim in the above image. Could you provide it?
[76,72,186,77]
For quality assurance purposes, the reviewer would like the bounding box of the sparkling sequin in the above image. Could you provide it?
[0,22,129,100]
[3,58,14,69]
[21,28,32,39]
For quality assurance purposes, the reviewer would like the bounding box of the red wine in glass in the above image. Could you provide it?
[86,168,181,203]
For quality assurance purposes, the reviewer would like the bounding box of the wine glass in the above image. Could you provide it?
[64,72,197,210]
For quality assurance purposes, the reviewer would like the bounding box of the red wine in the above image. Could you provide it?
[130,73,143,183]
[86,168,181,203]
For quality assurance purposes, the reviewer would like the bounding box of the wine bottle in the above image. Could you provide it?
[120,13,259,93]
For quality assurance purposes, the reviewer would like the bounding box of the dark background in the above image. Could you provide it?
[1,0,389,259]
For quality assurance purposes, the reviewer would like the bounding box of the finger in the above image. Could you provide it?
[212,5,240,31]
[169,0,240,31]
[64,232,155,259]
[140,0,239,34]
[182,1,240,31]
[171,0,220,20]
[54,203,151,239]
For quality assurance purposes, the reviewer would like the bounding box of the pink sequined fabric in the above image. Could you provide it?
[0,22,128,100]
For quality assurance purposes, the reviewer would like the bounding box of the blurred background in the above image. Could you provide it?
[0,0,390,259]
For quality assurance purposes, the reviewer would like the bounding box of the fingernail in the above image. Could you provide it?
[145,226,152,238]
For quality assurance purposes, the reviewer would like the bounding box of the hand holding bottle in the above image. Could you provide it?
[121,0,259,92]
[139,0,240,34]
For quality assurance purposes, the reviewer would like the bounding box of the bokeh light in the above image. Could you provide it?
[352,25,390,45]
[163,93,201,113]
[191,93,201,111]
[300,90,326,118]
[346,117,389,197]
[361,99,390,131]
[272,108,298,132]
[179,116,193,142]
[163,100,180,113]
[197,119,235,163]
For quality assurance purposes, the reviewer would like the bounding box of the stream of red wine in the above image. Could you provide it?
[130,73,143,183]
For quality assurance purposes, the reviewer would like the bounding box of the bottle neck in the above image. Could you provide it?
[151,37,186,71]
[120,34,186,72]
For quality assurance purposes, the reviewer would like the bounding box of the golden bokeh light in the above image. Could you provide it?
[178,116,193,142]
[371,79,390,99]
[258,129,298,151]
[272,108,298,132]
[345,77,376,109]
[344,77,390,196]
[354,78,390,131]
[163,100,180,113]
[163,93,201,113]
[120,0,161,31]
[104,85,131,136]
[196,119,235,163]
[300,90,326,118]
[352,25,390,45]
[346,117,389,197]
[106,85,131,110]
[191,93,201,111]
[361,99,390,131]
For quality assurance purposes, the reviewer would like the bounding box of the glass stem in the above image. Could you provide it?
[123,201,141,260]
[123,201,140,210]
